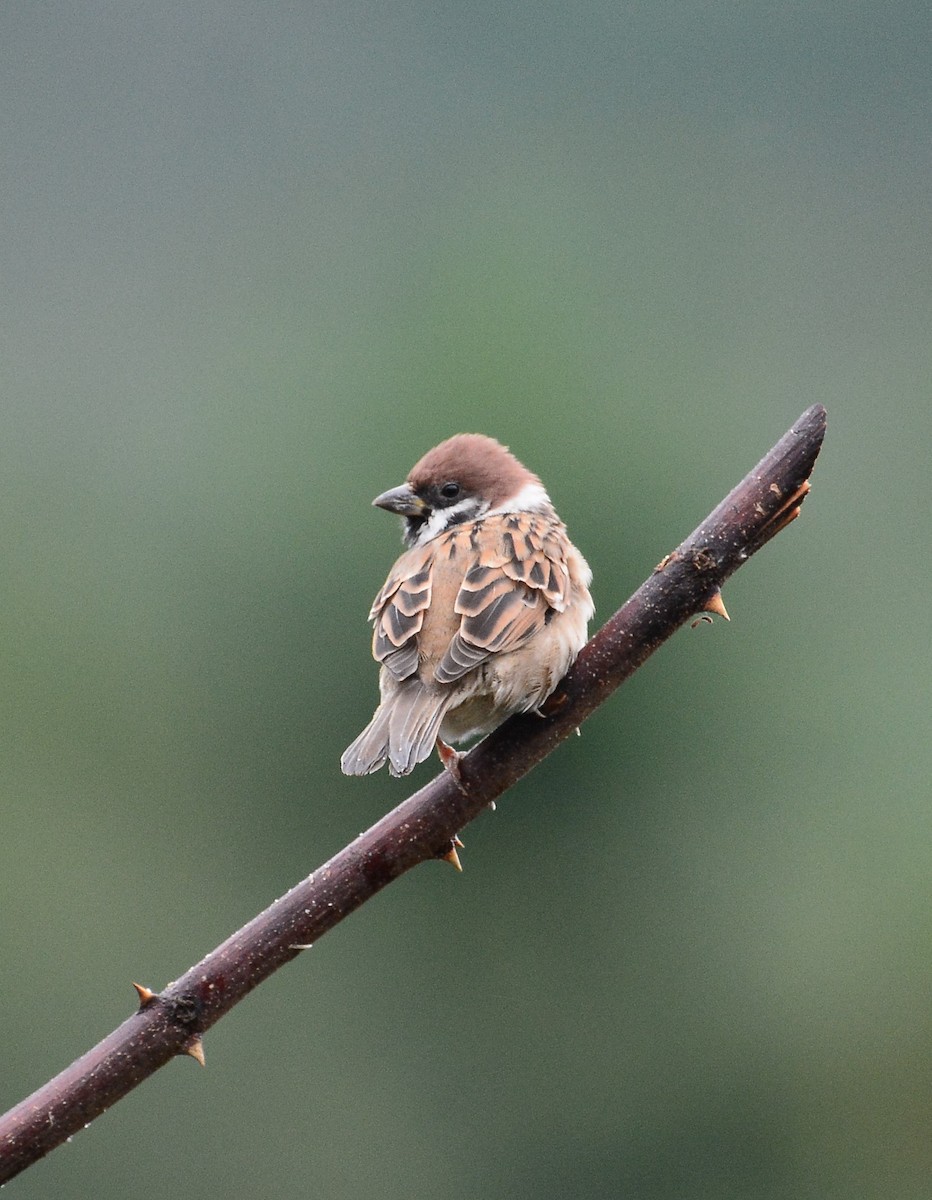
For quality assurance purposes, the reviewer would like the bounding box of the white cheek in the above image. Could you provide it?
[414,498,487,545]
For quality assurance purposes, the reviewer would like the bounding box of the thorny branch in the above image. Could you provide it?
[0,405,826,1183]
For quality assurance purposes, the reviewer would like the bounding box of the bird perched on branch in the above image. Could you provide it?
[341,434,593,779]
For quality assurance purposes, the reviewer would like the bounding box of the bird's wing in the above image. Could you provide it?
[370,513,571,686]
[370,549,433,681]
[435,512,570,684]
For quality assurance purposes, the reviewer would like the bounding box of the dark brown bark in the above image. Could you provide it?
[0,405,826,1183]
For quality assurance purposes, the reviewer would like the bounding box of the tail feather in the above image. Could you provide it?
[340,705,392,776]
[341,682,454,777]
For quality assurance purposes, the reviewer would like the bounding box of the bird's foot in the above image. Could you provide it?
[436,737,468,793]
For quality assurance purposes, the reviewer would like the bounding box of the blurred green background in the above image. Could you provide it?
[2,3,929,1197]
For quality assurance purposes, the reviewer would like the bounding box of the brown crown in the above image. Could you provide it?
[407,434,542,508]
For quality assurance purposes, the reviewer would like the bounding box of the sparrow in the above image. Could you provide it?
[340,434,594,778]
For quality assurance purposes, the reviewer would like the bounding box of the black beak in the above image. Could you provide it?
[372,483,428,517]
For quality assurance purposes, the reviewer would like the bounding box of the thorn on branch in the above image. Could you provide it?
[438,839,464,872]
[753,479,812,546]
[131,983,158,1009]
[702,590,730,621]
[183,1039,206,1068]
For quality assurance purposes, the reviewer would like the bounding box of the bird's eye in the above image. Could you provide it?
[440,481,460,500]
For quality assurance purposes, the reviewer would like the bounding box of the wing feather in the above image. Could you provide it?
[435,512,571,684]
[370,555,432,681]
[369,512,574,688]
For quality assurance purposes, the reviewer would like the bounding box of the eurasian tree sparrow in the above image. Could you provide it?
[340,434,594,778]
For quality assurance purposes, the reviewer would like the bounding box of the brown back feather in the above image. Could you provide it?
[370,511,570,686]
